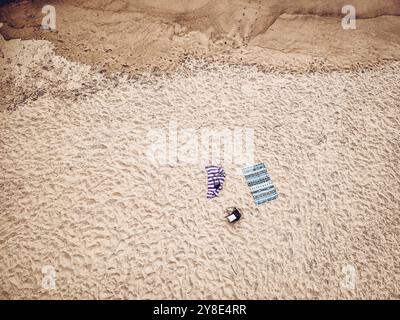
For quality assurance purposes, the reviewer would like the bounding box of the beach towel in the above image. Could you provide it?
[205,165,225,199]
[243,163,278,205]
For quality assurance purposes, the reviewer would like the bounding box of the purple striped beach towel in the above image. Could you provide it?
[205,165,225,199]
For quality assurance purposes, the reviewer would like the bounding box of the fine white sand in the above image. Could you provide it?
[1,37,399,299]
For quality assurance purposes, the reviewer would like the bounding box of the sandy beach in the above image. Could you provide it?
[0,1,399,299]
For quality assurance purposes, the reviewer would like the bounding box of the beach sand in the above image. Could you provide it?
[0,1,399,299]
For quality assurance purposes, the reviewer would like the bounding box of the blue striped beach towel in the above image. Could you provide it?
[243,163,278,205]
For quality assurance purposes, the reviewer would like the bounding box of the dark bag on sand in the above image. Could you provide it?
[226,207,241,223]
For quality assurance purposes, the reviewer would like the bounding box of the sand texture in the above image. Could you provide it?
[1,36,399,299]
[1,1,400,74]
[0,0,399,299]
